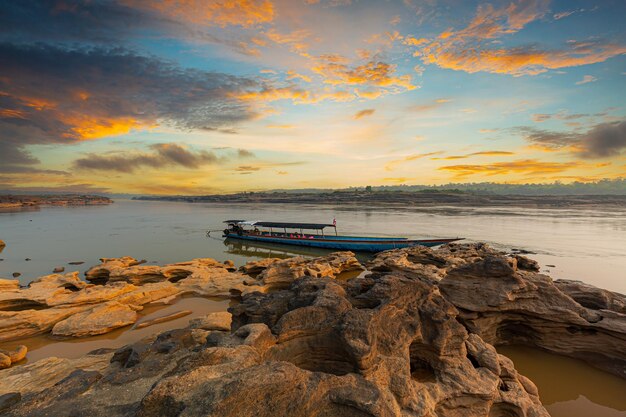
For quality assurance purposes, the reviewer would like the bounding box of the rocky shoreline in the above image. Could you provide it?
[0,243,624,416]
[0,195,112,210]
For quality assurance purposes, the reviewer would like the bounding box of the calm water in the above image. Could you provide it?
[1,199,624,292]
[0,199,625,416]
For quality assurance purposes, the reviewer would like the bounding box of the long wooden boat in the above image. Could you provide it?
[222,220,461,252]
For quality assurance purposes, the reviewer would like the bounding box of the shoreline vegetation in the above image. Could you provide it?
[0,244,624,415]
[0,195,112,210]
[134,190,626,208]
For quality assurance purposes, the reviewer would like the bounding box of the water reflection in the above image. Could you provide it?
[223,237,375,263]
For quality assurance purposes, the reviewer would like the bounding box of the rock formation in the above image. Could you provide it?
[0,345,27,370]
[0,274,549,417]
[367,243,626,378]
[0,253,362,342]
[0,244,624,416]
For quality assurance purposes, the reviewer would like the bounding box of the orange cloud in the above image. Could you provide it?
[62,115,145,140]
[124,0,274,28]
[382,177,415,183]
[439,159,579,178]
[286,71,312,83]
[420,42,626,76]
[353,109,375,119]
[385,151,444,171]
[407,0,626,76]
[409,98,451,112]
[265,28,311,55]
[432,151,514,160]
[312,60,416,91]
[0,108,27,119]
[235,86,354,104]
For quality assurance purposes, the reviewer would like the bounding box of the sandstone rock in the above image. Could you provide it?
[0,255,262,342]
[239,257,282,275]
[0,392,20,413]
[439,255,626,377]
[52,301,140,337]
[0,345,27,365]
[85,256,237,285]
[1,245,622,417]
[0,305,88,341]
[188,311,232,331]
[366,243,626,378]
[0,353,10,369]
[554,279,626,313]
[133,310,192,330]
[52,266,65,273]
[0,345,27,369]
[1,247,550,417]
[254,251,363,288]
[0,279,19,291]
[0,240,5,248]
[0,353,112,396]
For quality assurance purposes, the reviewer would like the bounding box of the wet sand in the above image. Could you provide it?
[499,345,626,417]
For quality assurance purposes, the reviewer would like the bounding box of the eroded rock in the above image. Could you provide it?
[52,302,140,337]
[368,243,626,378]
[188,311,232,331]
[251,251,363,288]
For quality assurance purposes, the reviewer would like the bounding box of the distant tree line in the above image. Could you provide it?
[269,178,626,196]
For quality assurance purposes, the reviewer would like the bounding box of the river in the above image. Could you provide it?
[0,199,624,416]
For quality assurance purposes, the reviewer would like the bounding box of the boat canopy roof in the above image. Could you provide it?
[224,220,335,230]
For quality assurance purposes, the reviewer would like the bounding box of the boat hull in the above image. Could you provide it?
[223,233,460,252]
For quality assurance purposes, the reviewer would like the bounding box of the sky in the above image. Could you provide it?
[0,0,625,195]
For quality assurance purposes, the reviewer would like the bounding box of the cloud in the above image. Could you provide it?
[385,151,444,171]
[73,143,222,173]
[518,120,626,158]
[575,75,598,85]
[531,111,589,123]
[408,98,451,112]
[286,71,312,83]
[235,85,355,104]
[123,0,275,28]
[382,177,414,183]
[237,149,256,158]
[439,159,579,178]
[235,165,262,174]
[0,42,257,170]
[0,0,168,43]
[432,151,514,160]
[311,58,416,91]
[353,109,375,119]
[265,29,311,55]
[553,10,576,20]
[406,1,626,76]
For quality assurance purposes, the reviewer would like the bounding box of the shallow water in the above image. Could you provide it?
[0,199,625,415]
[500,346,626,417]
[1,296,233,364]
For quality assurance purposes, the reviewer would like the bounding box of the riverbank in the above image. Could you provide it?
[0,195,112,210]
[134,190,626,209]
[1,244,624,416]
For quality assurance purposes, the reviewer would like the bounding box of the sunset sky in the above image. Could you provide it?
[1,0,625,194]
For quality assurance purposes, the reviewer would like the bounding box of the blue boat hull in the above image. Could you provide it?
[224,233,459,252]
